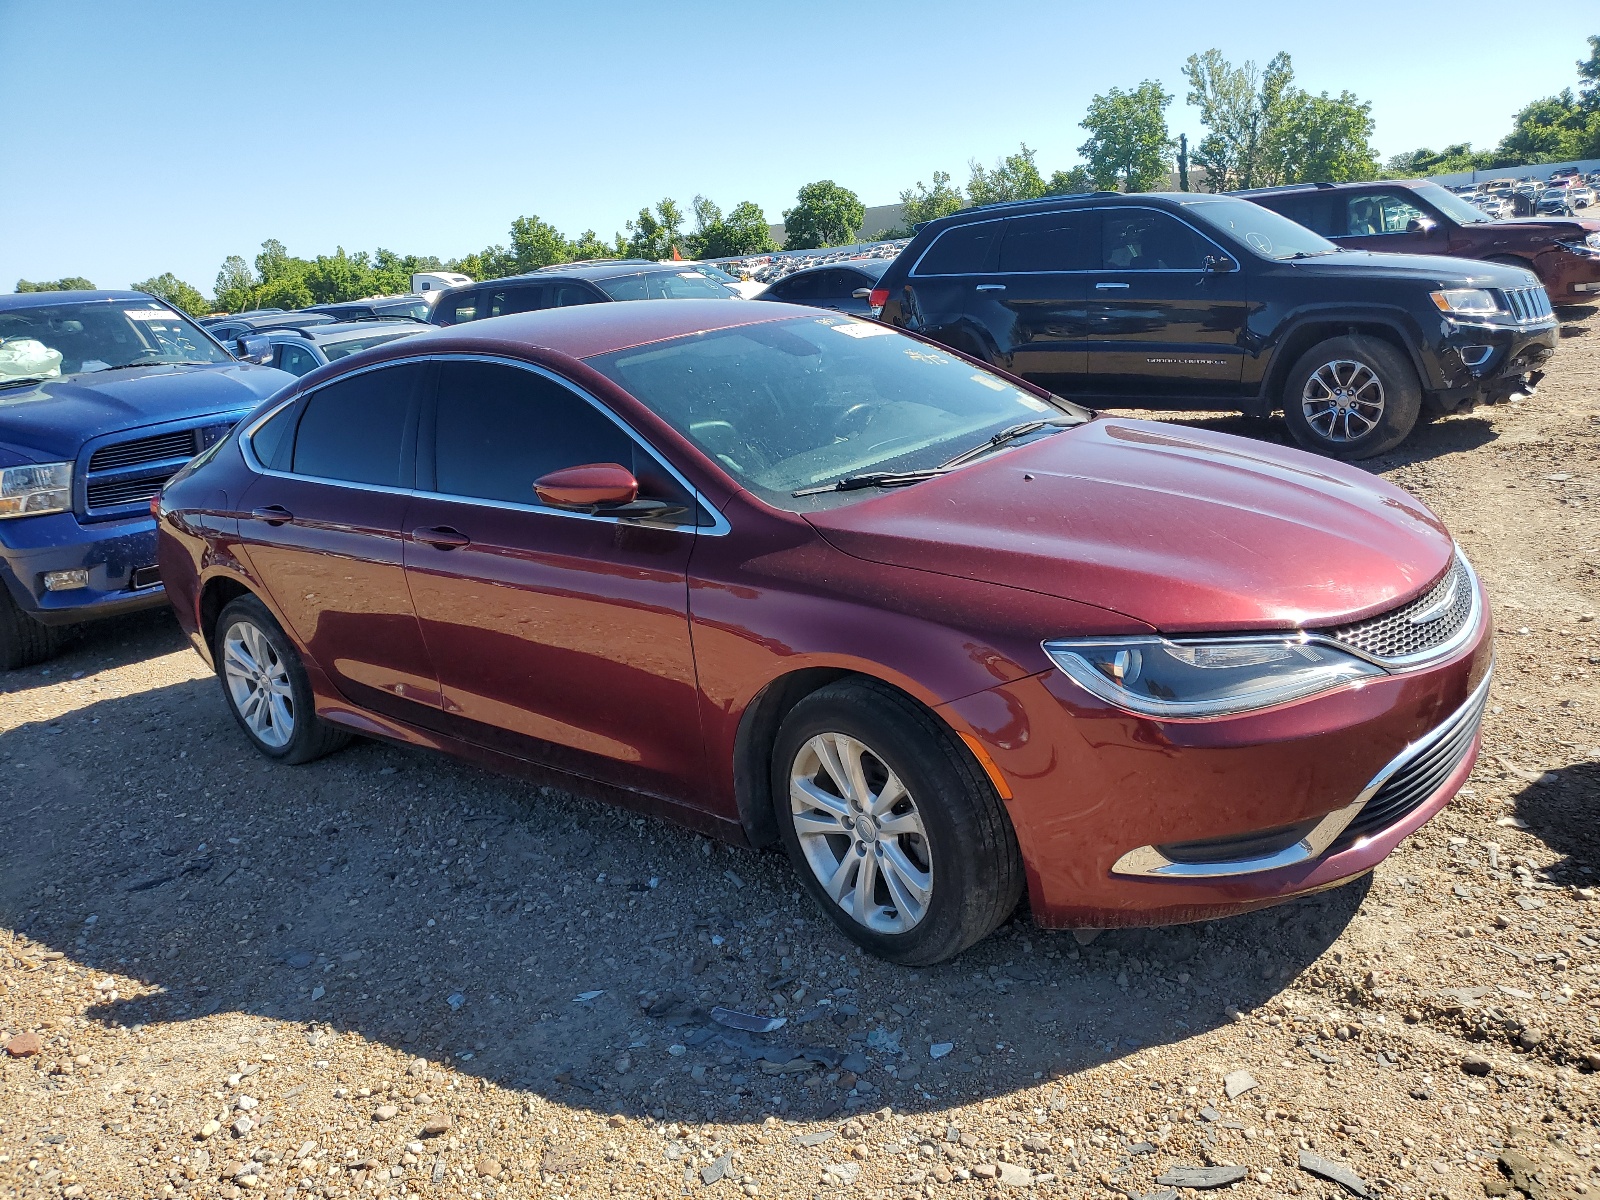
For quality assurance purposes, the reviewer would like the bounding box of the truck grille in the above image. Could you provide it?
[1321,553,1475,664]
[1501,285,1553,322]
[86,475,172,509]
[87,429,200,471]
[81,421,234,517]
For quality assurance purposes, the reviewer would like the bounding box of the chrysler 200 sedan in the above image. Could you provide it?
[155,300,1492,965]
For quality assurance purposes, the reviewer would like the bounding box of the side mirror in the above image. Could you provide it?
[1203,254,1238,274]
[852,288,873,300]
[235,334,272,364]
[534,463,638,509]
[1406,217,1439,236]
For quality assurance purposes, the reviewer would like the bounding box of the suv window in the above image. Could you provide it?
[913,223,1000,275]
[489,286,545,317]
[1346,191,1427,235]
[440,292,479,324]
[431,361,640,505]
[1101,211,1210,270]
[291,362,425,486]
[997,211,1096,272]
[1262,193,1338,236]
[595,274,647,301]
[645,270,734,299]
[774,271,824,300]
[275,342,320,377]
[549,283,600,307]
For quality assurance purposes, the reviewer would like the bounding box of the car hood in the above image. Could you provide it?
[1501,214,1599,233]
[0,362,290,463]
[1292,249,1537,287]
[803,419,1455,634]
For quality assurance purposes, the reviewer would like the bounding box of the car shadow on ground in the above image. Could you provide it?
[0,675,1373,1124]
[1510,757,1600,885]
[0,608,188,697]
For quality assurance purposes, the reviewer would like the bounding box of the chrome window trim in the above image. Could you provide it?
[237,352,730,536]
[1111,665,1493,879]
[910,204,1235,278]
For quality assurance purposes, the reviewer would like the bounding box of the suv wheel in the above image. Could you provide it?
[0,588,68,671]
[772,679,1024,965]
[215,595,351,764]
[1282,335,1421,459]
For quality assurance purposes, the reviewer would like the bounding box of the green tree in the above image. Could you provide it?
[568,229,613,261]
[966,145,1046,206]
[1497,89,1600,164]
[1183,49,1295,191]
[1579,34,1600,110]
[509,215,570,272]
[782,181,865,250]
[255,239,294,283]
[15,277,95,292]
[1078,81,1174,192]
[692,200,775,258]
[898,171,964,227]
[214,256,256,312]
[132,272,210,314]
[1270,89,1379,183]
[1044,166,1094,196]
[625,198,686,259]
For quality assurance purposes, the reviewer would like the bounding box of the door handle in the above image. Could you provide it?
[249,505,294,526]
[974,284,1007,292]
[411,525,471,550]
[1094,282,1131,290]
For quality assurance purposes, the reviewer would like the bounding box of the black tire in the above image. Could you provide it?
[772,679,1024,966]
[0,588,67,671]
[214,595,351,765]
[1281,334,1421,460]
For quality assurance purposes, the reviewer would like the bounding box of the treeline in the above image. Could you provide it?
[18,36,1595,315]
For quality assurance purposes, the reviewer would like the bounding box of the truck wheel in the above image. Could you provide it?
[1282,335,1421,460]
[215,595,352,764]
[0,588,67,671]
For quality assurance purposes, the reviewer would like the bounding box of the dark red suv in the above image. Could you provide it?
[156,300,1491,964]
[1237,179,1600,304]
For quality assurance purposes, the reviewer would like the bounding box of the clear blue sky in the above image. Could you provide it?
[1,0,1592,296]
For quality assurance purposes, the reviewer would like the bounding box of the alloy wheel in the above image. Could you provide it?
[789,732,933,934]
[221,620,295,749]
[1301,359,1386,443]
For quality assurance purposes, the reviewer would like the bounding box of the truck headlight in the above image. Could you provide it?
[1430,289,1500,316]
[0,462,72,518]
[1042,635,1383,719]
[1559,236,1600,257]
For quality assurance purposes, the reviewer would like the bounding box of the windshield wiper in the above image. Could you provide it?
[793,468,950,496]
[92,360,215,372]
[0,375,50,390]
[937,417,1075,469]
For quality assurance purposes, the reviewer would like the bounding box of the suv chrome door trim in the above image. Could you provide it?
[237,353,730,536]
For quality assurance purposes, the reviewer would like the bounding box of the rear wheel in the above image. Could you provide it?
[1281,335,1421,459]
[215,595,351,764]
[0,588,68,671]
[772,679,1024,966]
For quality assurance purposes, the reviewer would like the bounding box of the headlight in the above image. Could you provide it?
[1560,235,1600,256]
[1430,288,1500,316]
[1589,233,1600,251]
[0,461,71,518]
[1042,635,1384,719]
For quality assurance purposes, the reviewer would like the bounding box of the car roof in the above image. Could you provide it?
[917,190,1244,234]
[779,258,892,281]
[0,289,154,311]
[263,319,424,342]
[442,261,704,294]
[1231,180,1431,198]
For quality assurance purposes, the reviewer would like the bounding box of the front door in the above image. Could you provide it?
[1333,188,1439,255]
[235,361,442,717]
[402,358,706,799]
[1080,208,1249,402]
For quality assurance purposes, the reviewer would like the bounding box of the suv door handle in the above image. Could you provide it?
[411,525,471,550]
[249,505,294,526]
[1094,282,1131,290]
[974,284,1007,292]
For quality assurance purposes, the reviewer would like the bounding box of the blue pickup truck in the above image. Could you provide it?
[0,290,292,668]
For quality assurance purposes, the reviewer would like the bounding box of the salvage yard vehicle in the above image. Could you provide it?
[157,299,1491,965]
[427,260,738,326]
[1237,179,1600,305]
[0,291,291,668]
[754,257,891,316]
[873,191,1557,459]
[254,319,428,377]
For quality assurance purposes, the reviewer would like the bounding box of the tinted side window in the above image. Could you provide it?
[431,362,640,505]
[645,270,734,299]
[913,223,1000,275]
[549,284,600,307]
[777,272,824,300]
[439,292,479,324]
[275,343,320,377]
[1101,211,1210,270]
[1346,191,1427,235]
[997,211,1096,271]
[595,274,647,301]
[489,286,545,317]
[250,401,299,471]
[292,363,425,486]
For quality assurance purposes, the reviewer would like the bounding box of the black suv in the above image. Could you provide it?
[874,192,1558,458]
[428,260,737,326]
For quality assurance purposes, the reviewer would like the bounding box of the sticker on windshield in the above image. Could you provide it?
[123,308,179,320]
[829,321,896,339]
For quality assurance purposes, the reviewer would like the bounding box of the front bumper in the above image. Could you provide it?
[1427,316,1557,411]
[1538,247,1600,304]
[0,510,166,625]
[937,591,1493,928]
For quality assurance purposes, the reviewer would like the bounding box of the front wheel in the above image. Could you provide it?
[0,588,68,671]
[1281,335,1421,460]
[214,595,351,764]
[772,679,1024,966]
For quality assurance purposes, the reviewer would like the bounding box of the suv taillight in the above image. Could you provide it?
[868,287,888,316]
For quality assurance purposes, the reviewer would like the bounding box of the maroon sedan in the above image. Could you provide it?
[156,300,1492,965]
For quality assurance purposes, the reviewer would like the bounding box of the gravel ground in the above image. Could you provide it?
[2,311,1598,1200]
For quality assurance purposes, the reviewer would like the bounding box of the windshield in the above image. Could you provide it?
[321,331,419,361]
[1414,182,1492,225]
[0,298,232,382]
[1185,197,1340,259]
[585,314,1087,507]
[688,263,740,285]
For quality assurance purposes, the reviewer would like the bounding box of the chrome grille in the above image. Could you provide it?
[1322,554,1474,663]
[88,429,199,471]
[1502,285,1553,323]
[1331,678,1489,851]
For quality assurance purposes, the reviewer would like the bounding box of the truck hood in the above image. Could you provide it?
[0,362,290,463]
[803,418,1455,633]
[1292,249,1538,288]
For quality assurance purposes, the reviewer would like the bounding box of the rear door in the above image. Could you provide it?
[899,219,1005,346]
[487,284,547,316]
[1079,208,1249,402]
[236,361,441,718]
[963,209,1096,390]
